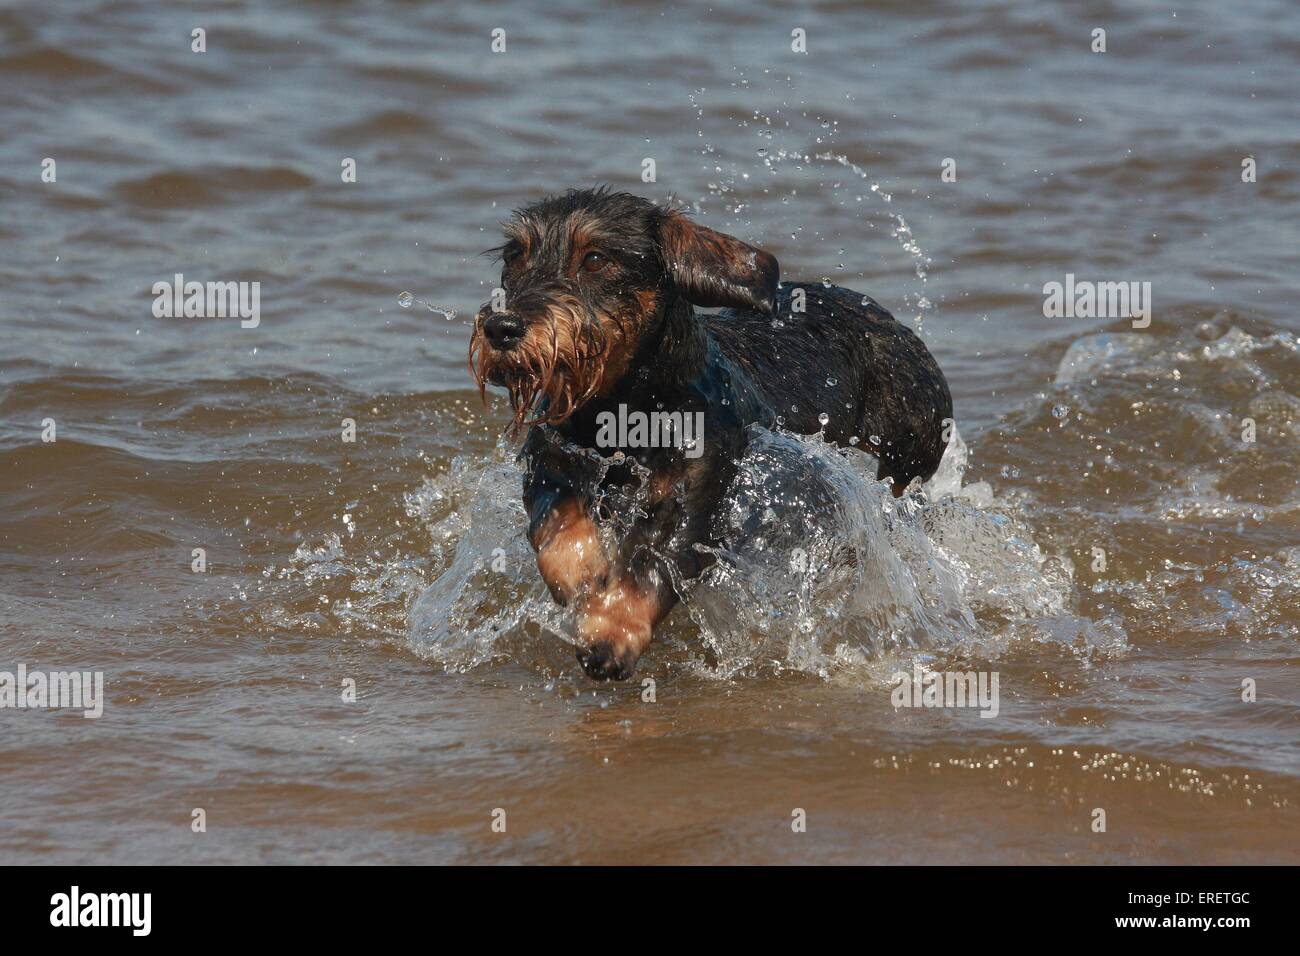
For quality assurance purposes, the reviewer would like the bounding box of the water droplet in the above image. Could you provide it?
[1052,403,1070,421]
[397,291,456,320]
[818,412,830,426]
[826,377,837,387]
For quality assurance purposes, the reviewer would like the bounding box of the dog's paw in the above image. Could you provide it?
[575,641,637,681]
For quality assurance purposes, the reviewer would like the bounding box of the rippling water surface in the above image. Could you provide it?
[2,1,1298,863]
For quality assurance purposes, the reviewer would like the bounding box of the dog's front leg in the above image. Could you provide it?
[527,495,674,680]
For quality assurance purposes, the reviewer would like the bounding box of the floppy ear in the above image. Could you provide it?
[659,211,779,315]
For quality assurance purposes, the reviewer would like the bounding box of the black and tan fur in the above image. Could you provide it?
[470,188,952,680]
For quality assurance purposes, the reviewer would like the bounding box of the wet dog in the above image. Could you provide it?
[470,187,952,680]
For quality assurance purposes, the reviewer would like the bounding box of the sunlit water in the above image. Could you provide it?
[1,0,1297,863]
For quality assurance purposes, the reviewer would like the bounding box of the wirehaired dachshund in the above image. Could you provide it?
[470,188,952,680]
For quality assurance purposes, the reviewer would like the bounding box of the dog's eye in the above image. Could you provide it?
[581,250,608,273]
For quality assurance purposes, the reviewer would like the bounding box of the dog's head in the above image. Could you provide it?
[469,187,779,428]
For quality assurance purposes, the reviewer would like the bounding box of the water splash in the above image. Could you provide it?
[397,291,457,320]
[813,151,932,330]
[181,314,1300,700]
[672,425,1074,679]
[684,79,934,334]
[403,423,1077,681]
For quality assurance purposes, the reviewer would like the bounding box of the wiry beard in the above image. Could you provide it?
[469,296,610,432]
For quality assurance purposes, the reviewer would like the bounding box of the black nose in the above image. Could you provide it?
[483,313,525,349]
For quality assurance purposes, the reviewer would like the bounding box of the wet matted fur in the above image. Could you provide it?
[470,187,952,680]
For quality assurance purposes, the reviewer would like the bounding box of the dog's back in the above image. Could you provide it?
[706,282,952,490]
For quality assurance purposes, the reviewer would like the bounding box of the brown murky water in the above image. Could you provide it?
[2,1,1298,863]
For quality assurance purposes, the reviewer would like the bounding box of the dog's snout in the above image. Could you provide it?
[483,312,526,349]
